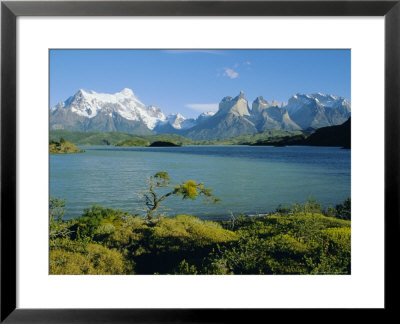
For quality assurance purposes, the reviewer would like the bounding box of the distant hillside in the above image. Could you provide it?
[50,122,350,148]
[115,139,150,147]
[252,118,351,149]
[305,117,351,149]
[198,129,304,145]
[49,130,194,146]
[50,129,307,147]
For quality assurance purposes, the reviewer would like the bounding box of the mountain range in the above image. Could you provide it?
[50,88,351,140]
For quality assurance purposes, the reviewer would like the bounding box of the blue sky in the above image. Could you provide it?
[50,49,350,119]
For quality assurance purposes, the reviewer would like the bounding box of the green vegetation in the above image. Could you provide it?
[50,130,194,146]
[50,129,306,147]
[325,198,351,220]
[115,139,150,147]
[49,138,84,154]
[50,123,350,148]
[198,129,304,145]
[252,118,351,149]
[251,134,308,147]
[49,194,351,275]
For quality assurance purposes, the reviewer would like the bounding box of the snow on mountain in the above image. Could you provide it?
[285,93,350,115]
[142,105,167,130]
[251,96,301,131]
[283,93,351,129]
[199,111,216,118]
[196,111,216,123]
[51,88,166,130]
[165,113,196,130]
[251,96,279,115]
[51,89,350,137]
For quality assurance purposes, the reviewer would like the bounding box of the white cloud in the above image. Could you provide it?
[185,103,219,112]
[223,68,239,79]
[244,61,251,65]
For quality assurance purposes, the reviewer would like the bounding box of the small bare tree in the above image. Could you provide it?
[144,171,221,220]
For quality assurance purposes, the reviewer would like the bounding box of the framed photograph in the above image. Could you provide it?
[1,0,399,321]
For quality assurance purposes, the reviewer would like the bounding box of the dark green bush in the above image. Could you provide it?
[334,198,351,220]
[76,205,131,240]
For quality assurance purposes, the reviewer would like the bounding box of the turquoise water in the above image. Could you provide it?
[50,145,350,220]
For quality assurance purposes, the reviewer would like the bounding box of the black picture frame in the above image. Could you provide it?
[1,0,399,322]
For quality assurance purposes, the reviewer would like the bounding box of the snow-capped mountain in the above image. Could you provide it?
[165,113,196,130]
[153,111,216,134]
[183,91,258,140]
[50,88,166,133]
[251,96,300,131]
[182,91,350,140]
[283,93,351,129]
[50,88,351,140]
[153,113,196,134]
[285,93,350,114]
[196,111,216,123]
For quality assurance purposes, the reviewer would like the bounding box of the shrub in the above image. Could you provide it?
[334,198,351,220]
[76,205,131,240]
[49,199,351,275]
[49,240,133,275]
[202,211,351,275]
[151,215,238,249]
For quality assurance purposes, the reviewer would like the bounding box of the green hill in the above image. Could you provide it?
[51,129,331,147]
[305,118,351,149]
[202,129,304,145]
[115,139,150,147]
[50,130,194,146]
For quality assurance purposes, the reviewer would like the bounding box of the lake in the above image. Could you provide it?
[50,145,351,220]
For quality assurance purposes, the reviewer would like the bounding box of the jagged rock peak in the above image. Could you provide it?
[238,90,245,99]
[221,96,233,102]
[232,91,246,101]
[255,96,265,103]
[218,91,250,116]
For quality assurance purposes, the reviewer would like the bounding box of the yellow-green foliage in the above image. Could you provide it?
[49,239,132,275]
[151,215,237,248]
[205,212,351,275]
[103,219,148,251]
[175,181,199,200]
[49,199,351,275]
[173,181,220,204]
[49,139,84,154]
[104,214,237,251]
